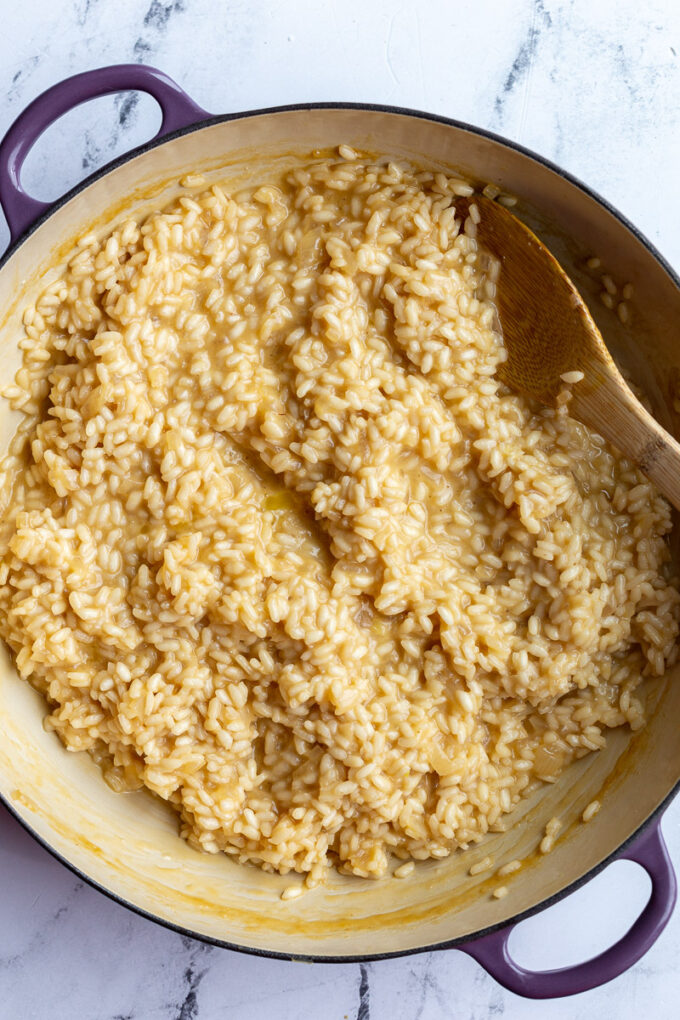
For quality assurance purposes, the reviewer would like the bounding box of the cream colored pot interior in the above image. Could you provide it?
[1,108,679,958]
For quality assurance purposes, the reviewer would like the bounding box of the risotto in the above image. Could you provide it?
[0,151,678,886]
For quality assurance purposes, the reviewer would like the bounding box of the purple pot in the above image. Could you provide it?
[0,65,678,1000]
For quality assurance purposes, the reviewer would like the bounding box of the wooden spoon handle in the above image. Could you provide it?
[571,371,680,511]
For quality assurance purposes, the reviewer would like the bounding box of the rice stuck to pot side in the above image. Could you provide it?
[0,153,678,885]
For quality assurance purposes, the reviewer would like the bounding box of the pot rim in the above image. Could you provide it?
[0,99,678,962]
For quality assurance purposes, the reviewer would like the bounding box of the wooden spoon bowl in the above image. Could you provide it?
[457,195,680,509]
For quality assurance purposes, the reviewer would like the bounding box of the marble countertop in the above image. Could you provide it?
[1,1,679,1016]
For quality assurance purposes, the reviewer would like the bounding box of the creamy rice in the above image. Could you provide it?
[0,152,678,884]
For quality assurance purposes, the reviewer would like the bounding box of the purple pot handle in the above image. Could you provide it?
[461,816,676,998]
[0,64,209,243]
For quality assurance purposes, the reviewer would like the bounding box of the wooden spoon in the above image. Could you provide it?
[457,195,680,510]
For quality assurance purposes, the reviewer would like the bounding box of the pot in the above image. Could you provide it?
[0,64,678,1000]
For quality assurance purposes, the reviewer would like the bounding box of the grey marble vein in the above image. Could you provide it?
[493,0,552,123]
[75,0,107,28]
[133,0,188,63]
[356,963,370,1020]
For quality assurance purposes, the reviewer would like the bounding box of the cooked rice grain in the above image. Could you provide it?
[469,855,495,876]
[394,861,416,879]
[582,799,601,823]
[497,859,522,877]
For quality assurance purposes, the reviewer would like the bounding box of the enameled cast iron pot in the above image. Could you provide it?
[1,65,679,1000]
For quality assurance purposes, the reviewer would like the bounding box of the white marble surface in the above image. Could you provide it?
[1,1,679,1016]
